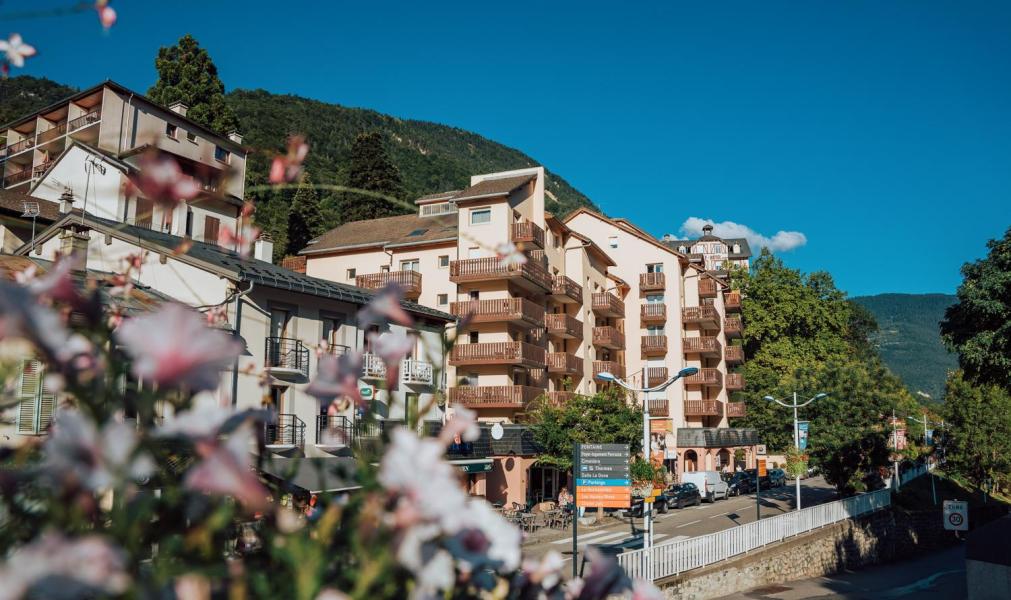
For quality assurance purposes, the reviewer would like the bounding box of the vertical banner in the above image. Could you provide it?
[797,421,810,451]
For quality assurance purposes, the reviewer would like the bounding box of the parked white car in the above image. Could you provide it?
[681,471,730,502]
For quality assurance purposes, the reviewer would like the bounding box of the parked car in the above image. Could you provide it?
[682,471,730,502]
[723,471,755,496]
[768,468,787,488]
[664,482,702,509]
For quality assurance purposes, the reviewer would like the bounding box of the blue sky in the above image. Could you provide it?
[6,0,1010,296]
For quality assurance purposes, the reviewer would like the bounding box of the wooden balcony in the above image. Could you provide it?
[699,278,718,298]
[724,291,742,312]
[726,402,747,418]
[682,336,721,357]
[592,361,624,380]
[547,352,583,375]
[355,270,422,299]
[591,292,625,318]
[5,138,34,156]
[682,305,720,329]
[450,257,552,292]
[646,366,668,387]
[37,122,67,145]
[592,326,624,350]
[647,399,670,417]
[639,272,665,293]
[725,317,743,338]
[640,335,668,356]
[450,298,544,328]
[448,385,543,409]
[3,168,32,188]
[545,391,578,406]
[32,160,55,177]
[545,313,582,339]
[686,252,705,264]
[684,399,722,417]
[400,359,434,386]
[510,221,545,248]
[726,373,745,391]
[684,368,723,389]
[550,275,582,303]
[724,345,745,366]
[449,342,546,368]
[640,303,666,324]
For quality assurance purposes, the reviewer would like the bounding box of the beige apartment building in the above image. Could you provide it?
[661,223,752,280]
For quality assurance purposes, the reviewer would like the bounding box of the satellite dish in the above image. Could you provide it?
[491,422,504,440]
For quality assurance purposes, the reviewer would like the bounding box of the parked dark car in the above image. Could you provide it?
[723,471,755,496]
[628,482,703,516]
[768,468,787,487]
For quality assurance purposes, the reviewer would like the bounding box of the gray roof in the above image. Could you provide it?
[453,174,535,203]
[663,236,752,260]
[258,457,359,495]
[677,428,761,448]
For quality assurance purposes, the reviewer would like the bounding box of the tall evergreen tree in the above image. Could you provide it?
[147,34,239,134]
[337,132,407,223]
[286,172,325,256]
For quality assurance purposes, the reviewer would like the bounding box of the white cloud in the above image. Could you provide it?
[679,217,807,253]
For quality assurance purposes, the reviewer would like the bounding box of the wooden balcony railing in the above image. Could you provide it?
[725,317,743,338]
[647,399,670,417]
[3,168,32,187]
[646,366,668,387]
[591,292,625,317]
[449,342,546,367]
[37,122,68,144]
[684,400,722,417]
[699,278,718,298]
[640,303,666,324]
[685,368,723,388]
[451,298,544,328]
[686,252,705,264]
[5,138,34,156]
[32,160,55,177]
[592,361,624,380]
[449,257,552,291]
[639,272,665,293]
[592,326,624,349]
[448,385,543,408]
[726,373,745,391]
[682,305,720,328]
[725,345,745,365]
[545,391,578,406]
[545,313,582,339]
[641,335,668,356]
[68,110,101,132]
[550,275,582,303]
[547,352,582,375]
[724,291,742,312]
[510,221,545,248]
[726,402,747,418]
[355,270,422,298]
[682,336,721,356]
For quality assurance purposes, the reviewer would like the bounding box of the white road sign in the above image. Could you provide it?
[943,500,968,531]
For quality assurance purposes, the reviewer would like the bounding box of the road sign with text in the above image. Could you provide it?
[575,444,630,508]
[943,500,968,531]
[757,457,767,477]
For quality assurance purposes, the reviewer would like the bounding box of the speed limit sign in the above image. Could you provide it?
[943,500,968,531]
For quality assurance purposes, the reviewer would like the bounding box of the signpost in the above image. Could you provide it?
[797,421,810,451]
[756,455,767,521]
[573,443,630,577]
[943,500,968,532]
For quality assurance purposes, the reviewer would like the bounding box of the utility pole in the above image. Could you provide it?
[763,392,827,511]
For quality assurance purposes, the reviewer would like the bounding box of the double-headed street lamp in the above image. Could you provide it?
[596,366,698,564]
[763,392,828,511]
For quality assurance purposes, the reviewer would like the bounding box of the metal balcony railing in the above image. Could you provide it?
[316,415,352,446]
[362,353,387,379]
[264,413,306,447]
[400,359,434,385]
[68,110,101,132]
[265,337,310,378]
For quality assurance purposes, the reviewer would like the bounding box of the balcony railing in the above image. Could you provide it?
[726,373,745,391]
[726,402,747,418]
[356,270,422,299]
[683,400,722,417]
[32,160,54,177]
[682,305,720,328]
[316,415,353,446]
[639,272,665,293]
[68,110,101,132]
[592,326,624,349]
[547,352,582,375]
[449,342,546,367]
[699,278,718,298]
[640,303,666,324]
[322,343,350,357]
[648,399,669,417]
[592,360,624,380]
[591,292,625,317]
[685,368,723,388]
[37,122,68,144]
[449,257,552,291]
[545,313,582,339]
[725,291,742,312]
[545,391,578,406]
[263,414,306,447]
[451,298,544,328]
[682,336,721,356]
[550,275,582,303]
[511,221,545,248]
[265,337,310,378]
[641,334,667,356]
[725,345,745,365]
[725,317,743,338]
[686,252,705,264]
[3,168,32,188]
[448,385,543,408]
[401,359,434,386]
[419,201,458,217]
[646,366,668,387]
[362,353,387,379]
[5,138,34,156]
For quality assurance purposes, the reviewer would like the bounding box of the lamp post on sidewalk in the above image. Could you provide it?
[596,366,698,573]
[763,392,828,511]
[906,410,938,505]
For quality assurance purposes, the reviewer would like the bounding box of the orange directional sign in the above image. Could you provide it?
[757,458,767,477]
[575,444,630,509]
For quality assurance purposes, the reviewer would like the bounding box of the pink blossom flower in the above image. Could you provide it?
[0,34,37,69]
[438,406,479,446]
[126,152,201,207]
[218,223,261,258]
[367,330,414,388]
[116,303,242,392]
[185,423,270,511]
[522,551,564,590]
[95,1,117,30]
[307,351,364,410]
[269,135,309,184]
[154,405,239,439]
[495,241,527,269]
[44,409,155,492]
[0,533,129,600]
[27,257,82,305]
[357,283,414,329]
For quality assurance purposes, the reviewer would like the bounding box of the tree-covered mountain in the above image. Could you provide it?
[852,293,958,402]
[0,76,78,125]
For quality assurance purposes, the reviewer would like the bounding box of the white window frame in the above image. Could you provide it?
[470,208,492,225]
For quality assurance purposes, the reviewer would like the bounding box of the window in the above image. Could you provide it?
[166,123,178,139]
[437,293,448,306]
[400,259,420,271]
[346,268,356,281]
[380,265,390,273]
[214,145,230,164]
[469,290,480,300]
[468,246,483,259]
[647,325,664,337]
[470,208,491,225]
[646,263,663,273]
[269,309,291,338]
[407,228,428,237]
[608,236,618,249]
[135,196,153,229]
[438,255,450,268]
[186,131,197,143]
[203,216,220,243]
[469,331,479,344]
[184,208,194,237]
[646,294,664,304]
[16,360,55,435]
[322,317,349,355]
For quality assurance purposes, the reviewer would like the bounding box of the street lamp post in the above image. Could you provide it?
[763,392,827,511]
[596,366,698,577]
[906,410,937,505]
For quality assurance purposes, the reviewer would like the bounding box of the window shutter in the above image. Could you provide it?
[204,216,220,243]
[38,375,57,434]
[16,360,41,435]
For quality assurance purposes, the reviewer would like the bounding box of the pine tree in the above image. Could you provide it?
[286,172,325,256]
[147,34,239,134]
[337,132,407,223]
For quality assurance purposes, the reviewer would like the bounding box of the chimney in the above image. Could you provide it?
[253,232,274,263]
[702,224,714,236]
[168,101,189,116]
[59,188,75,214]
[227,130,243,144]
[661,233,675,242]
[59,224,90,272]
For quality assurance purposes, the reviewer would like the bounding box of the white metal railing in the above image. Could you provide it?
[618,488,893,581]
[419,201,458,217]
[400,359,433,385]
[362,353,387,379]
[899,462,933,486]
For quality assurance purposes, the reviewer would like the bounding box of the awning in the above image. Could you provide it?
[257,457,359,495]
[449,458,493,474]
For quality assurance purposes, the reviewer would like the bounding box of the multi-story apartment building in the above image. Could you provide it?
[661,223,752,280]
[564,209,757,476]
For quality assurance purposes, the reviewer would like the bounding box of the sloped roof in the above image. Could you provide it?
[453,174,535,203]
[414,190,461,205]
[0,188,60,222]
[664,236,752,260]
[300,213,458,254]
[677,428,761,448]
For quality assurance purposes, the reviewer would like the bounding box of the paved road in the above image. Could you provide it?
[523,476,838,563]
[716,544,967,599]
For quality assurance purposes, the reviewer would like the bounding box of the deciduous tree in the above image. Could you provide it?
[527,390,642,471]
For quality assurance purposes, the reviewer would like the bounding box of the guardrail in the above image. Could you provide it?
[899,462,932,487]
[617,488,893,581]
